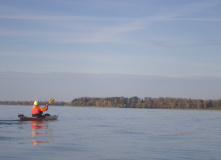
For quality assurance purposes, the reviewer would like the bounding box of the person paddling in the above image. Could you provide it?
[32,101,48,117]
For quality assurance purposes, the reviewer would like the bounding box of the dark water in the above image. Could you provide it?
[1,105,221,160]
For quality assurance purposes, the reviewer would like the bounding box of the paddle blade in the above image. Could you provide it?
[49,98,55,104]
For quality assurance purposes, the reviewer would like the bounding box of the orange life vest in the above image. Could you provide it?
[32,105,40,115]
[32,105,48,115]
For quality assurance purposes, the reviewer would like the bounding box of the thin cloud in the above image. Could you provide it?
[0,14,134,21]
[0,1,220,45]
[172,18,221,22]
[150,39,221,48]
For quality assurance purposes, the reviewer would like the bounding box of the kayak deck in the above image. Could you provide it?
[19,115,58,121]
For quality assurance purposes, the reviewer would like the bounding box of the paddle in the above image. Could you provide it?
[47,98,55,111]
[48,98,55,105]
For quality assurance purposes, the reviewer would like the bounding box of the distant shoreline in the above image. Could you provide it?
[1,96,221,110]
[1,104,221,111]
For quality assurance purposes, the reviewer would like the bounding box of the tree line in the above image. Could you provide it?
[1,96,221,109]
[69,96,221,109]
[0,101,67,106]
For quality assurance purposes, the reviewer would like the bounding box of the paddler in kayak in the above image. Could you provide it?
[32,101,49,117]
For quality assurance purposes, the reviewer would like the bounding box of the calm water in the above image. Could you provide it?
[1,105,221,160]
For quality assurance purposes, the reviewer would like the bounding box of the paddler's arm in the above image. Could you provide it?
[45,104,48,111]
[39,104,48,112]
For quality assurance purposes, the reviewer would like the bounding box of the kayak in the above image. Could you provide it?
[18,115,58,121]
[18,114,58,121]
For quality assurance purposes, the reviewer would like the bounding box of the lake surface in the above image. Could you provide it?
[1,105,221,160]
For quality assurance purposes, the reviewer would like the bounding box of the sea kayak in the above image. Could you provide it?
[18,114,58,121]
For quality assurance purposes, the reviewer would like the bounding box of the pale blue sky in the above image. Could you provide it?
[0,0,221,101]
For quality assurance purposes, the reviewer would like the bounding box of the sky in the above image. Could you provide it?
[0,0,221,102]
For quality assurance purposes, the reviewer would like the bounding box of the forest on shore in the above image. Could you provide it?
[1,96,221,110]
[69,97,221,109]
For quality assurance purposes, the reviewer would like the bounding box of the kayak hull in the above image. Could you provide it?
[19,115,58,121]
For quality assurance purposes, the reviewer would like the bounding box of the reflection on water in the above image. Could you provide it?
[30,121,50,145]
[32,140,49,145]
[31,121,47,130]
